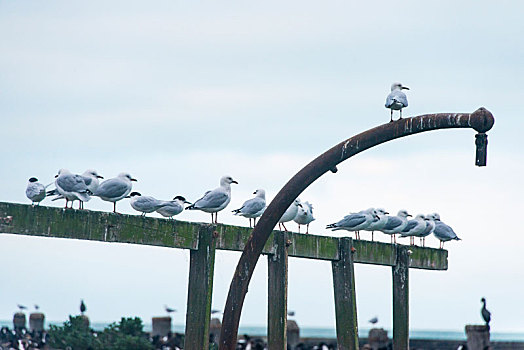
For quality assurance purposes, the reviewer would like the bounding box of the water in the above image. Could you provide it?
[2,320,523,341]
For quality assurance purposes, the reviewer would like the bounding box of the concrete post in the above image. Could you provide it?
[209,317,222,345]
[29,312,45,332]
[287,319,300,349]
[465,325,490,350]
[152,316,172,337]
[13,312,26,330]
[368,328,389,350]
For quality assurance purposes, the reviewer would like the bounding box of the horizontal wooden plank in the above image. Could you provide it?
[0,202,447,269]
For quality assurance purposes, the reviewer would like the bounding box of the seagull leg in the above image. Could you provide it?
[390,110,393,122]
[372,231,374,241]
[400,109,403,119]
[306,223,310,234]
[249,219,252,228]
[113,202,117,213]
[215,213,218,224]
[394,234,397,244]
[282,223,288,232]
[298,224,301,233]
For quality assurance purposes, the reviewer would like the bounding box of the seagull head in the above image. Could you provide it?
[415,214,426,220]
[119,172,137,182]
[128,192,141,198]
[220,175,238,186]
[55,168,70,178]
[391,82,409,91]
[429,213,441,221]
[397,209,411,218]
[173,195,191,204]
[481,297,486,303]
[28,177,38,183]
[253,189,266,198]
[84,169,104,179]
[376,208,389,216]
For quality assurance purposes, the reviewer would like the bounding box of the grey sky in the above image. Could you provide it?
[1,0,523,334]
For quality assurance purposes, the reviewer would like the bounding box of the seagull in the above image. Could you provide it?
[54,169,91,209]
[25,177,47,205]
[369,316,378,325]
[294,201,315,234]
[165,305,176,314]
[379,210,411,243]
[287,311,295,317]
[278,199,302,231]
[232,189,266,228]
[430,213,461,249]
[364,208,389,241]
[79,169,104,209]
[211,309,221,315]
[93,173,137,213]
[17,304,27,311]
[419,215,436,247]
[385,82,409,122]
[481,297,491,326]
[186,175,238,224]
[156,196,191,219]
[128,192,166,216]
[326,208,377,240]
[399,214,427,245]
[80,300,86,315]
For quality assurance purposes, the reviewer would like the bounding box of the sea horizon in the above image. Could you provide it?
[2,319,523,342]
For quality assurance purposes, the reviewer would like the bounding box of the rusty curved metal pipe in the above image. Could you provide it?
[219,108,494,349]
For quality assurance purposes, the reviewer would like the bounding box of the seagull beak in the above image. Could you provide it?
[97,175,104,179]
[184,201,192,204]
[298,203,303,208]
[253,191,257,195]
[385,211,389,215]
[125,195,131,198]
[131,178,137,182]
[232,180,238,184]
[407,214,412,217]
[401,86,410,90]
[54,174,58,178]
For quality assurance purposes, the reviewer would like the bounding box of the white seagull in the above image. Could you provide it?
[294,201,315,234]
[54,169,91,209]
[419,215,436,247]
[278,199,302,231]
[186,175,238,224]
[156,196,191,219]
[429,213,461,249]
[128,192,165,216]
[232,189,266,228]
[25,177,47,205]
[364,208,389,241]
[379,209,411,243]
[399,214,427,246]
[93,173,137,213]
[326,208,377,240]
[79,169,104,209]
[385,82,409,122]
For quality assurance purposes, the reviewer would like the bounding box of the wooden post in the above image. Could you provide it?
[267,231,288,348]
[185,225,217,350]
[392,245,409,350]
[332,237,358,350]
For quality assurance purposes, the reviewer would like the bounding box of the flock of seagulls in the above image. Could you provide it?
[327,209,460,248]
[23,83,463,249]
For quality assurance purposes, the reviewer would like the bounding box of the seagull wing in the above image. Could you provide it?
[338,214,366,228]
[383,216,402,230]
[401,220,418,233]
[193,189,228,209]
[57,174,88,192]
[386,90,408,108]
[95,179,128,198]
[238,198,265,215]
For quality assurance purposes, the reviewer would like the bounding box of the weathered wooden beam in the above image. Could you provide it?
[0,202,447,269]
[184,225,216,350]
[267,231,288,348]
[332,237,359,350]
[392,245,410,350]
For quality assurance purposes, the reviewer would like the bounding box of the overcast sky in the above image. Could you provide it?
[1,0,523,335]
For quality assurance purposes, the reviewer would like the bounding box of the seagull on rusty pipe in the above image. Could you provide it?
[232,189,266,228]
[186,175,238,224]
[385,82,409,122]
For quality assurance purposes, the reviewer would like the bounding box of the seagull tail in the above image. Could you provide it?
[232,208,242,215]
[326,223,337,229]
[454,236,461,241]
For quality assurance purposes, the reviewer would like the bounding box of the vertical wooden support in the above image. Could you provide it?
[185,225,216,350]
[267,231,288,348]
[392,245,410,350]
[331,237,358,350]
